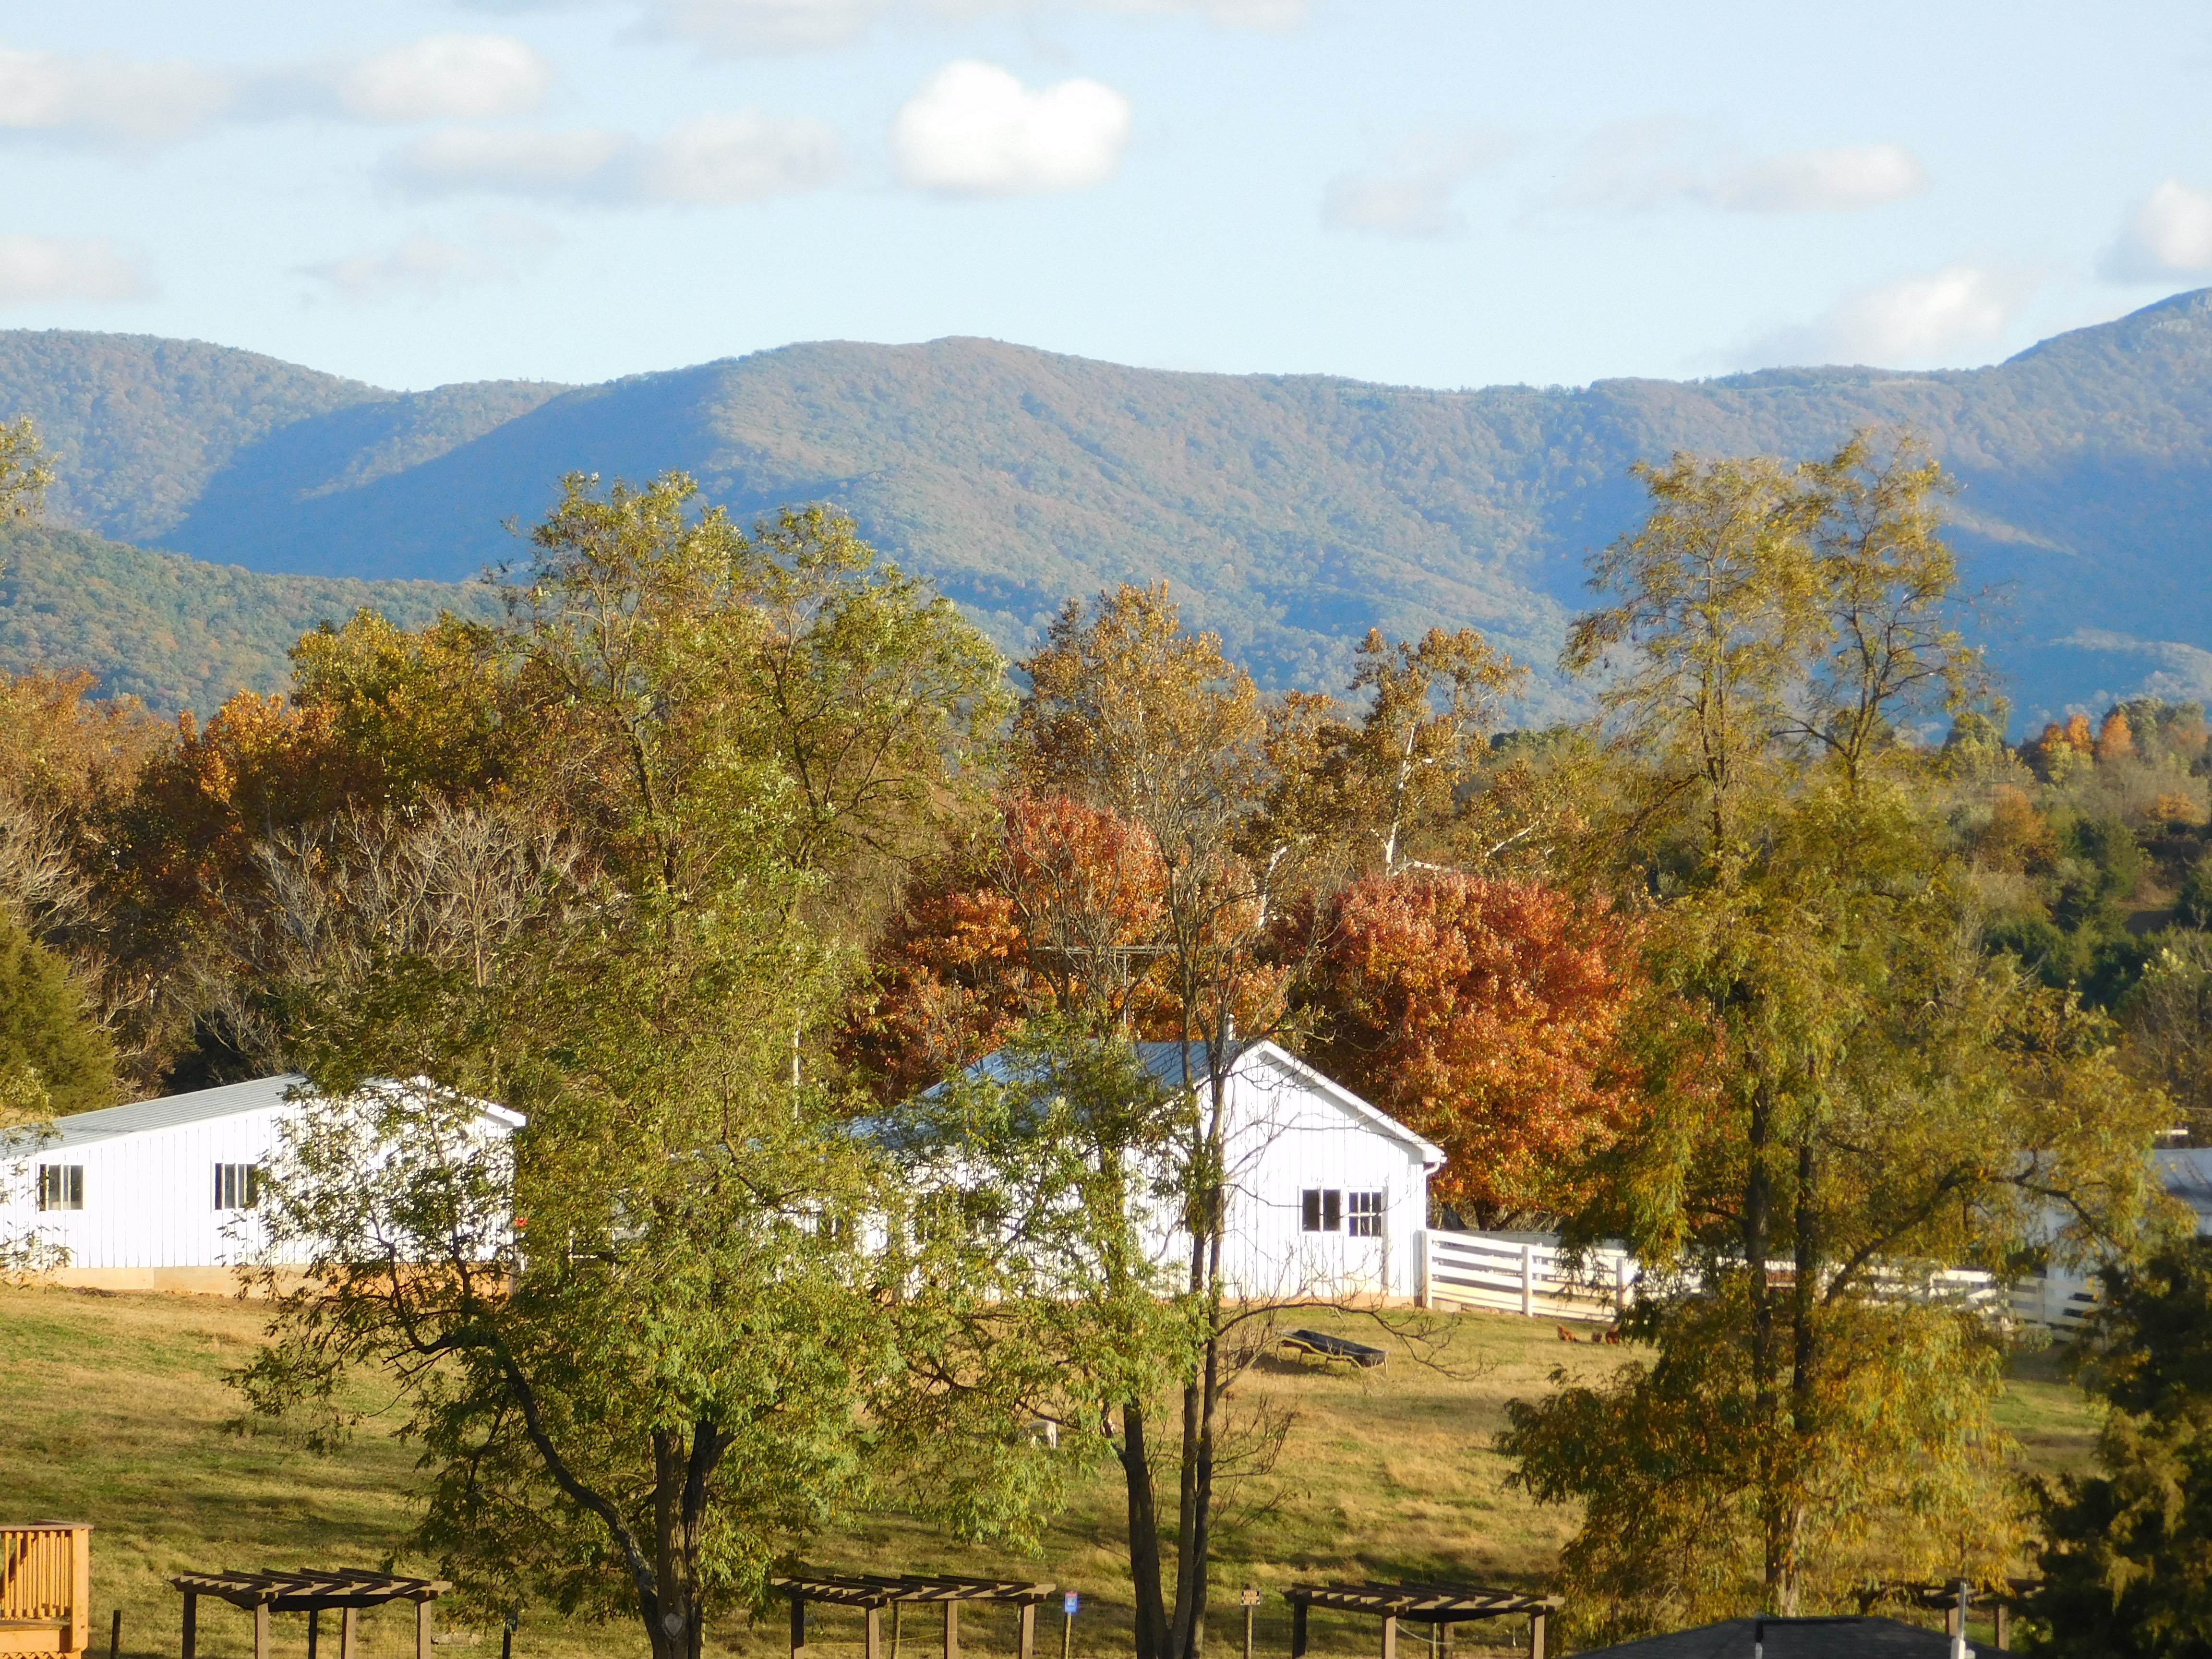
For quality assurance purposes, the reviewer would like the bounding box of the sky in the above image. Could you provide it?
[4,0,2212,393]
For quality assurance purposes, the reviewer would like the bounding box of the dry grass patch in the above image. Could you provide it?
[0,1291,2099,1659]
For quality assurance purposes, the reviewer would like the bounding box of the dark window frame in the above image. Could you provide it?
[1347,1190,1386,1238]
[214,1163,261,1212]
[36,1164,84,1212]
[1300,1188,1343,1233]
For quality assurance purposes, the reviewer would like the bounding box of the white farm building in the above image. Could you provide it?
[956,1039,1443,1303]
[0,1074,524,1293]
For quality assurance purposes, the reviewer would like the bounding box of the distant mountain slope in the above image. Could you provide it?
[0,522,496,716]
[5,295,2212,724]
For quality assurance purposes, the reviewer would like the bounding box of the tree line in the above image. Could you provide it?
[0,425,2208,1655]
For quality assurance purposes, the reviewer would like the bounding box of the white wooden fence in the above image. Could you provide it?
[1418,1230,2104,1338]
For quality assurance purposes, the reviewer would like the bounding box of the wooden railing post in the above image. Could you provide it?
[71,1528,92,1657]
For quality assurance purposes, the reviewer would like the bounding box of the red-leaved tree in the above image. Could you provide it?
[1289,872,1645,1224]
[843,792,1173,1100]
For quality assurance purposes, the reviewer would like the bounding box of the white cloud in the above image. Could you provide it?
[895,60,1130,196]
[0,235,149,304]
[2102,179,2212,281]
[1711,144,1929,213]
[1322,130,1512,238]
[640,0,890,52]
[300,235,502,303]
[603,0,1300,51]
[1747,264,2036,368]
[337,34,554,122]
[385,126,629,199]
[2058,631,2212,701]
[647,110,842,201]
[1564,124,1929,215]
[383,113,840,204]
[0,41,230,146]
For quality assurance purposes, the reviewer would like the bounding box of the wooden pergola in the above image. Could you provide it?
[1852,1577,2038,1650]
[1283,1583,1564,1659]
[769,1574,1058,1659]
[170,1571,451,1659]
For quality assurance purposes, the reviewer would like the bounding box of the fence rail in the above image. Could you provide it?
[1419,1231,2103,1338]
[0,1524,89,1653]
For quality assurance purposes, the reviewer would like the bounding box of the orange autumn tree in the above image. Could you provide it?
[1289,871,1645,1224]
[846,791,1173,1100]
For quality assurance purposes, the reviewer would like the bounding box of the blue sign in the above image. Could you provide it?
[1063,1594,1079,1616]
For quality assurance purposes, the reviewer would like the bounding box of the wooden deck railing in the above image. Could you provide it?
[0,1525,90,1654]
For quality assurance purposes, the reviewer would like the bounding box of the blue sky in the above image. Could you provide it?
[4,0,2212,393]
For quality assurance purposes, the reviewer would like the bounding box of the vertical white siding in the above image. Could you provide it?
[2,1104,298,1270]
[1134,1049,1433,1302]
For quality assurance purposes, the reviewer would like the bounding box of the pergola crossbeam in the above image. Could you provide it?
[1284,1582,1563,1659]
[772,1572,1056,1659]
[170,1570,450,1659]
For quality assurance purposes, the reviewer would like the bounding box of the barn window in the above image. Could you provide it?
[214,1163,261,1211]
[1300,1189,1341,1232]
[1347,1190,1386,1238]
[36,1165,84,1211]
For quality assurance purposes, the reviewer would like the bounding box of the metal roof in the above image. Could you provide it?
[2158,1148,2212,1216]
[1573,1617,2014,1659]
[32,1074,308,1151]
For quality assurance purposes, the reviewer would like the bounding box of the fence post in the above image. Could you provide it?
[1519,1243,1534,1318]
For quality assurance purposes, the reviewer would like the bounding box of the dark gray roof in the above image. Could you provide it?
[2158,1148,2212,1216]
[27,1074,307,1151]
[1576,1617,2012,1659]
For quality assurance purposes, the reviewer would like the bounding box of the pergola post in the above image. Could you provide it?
[1380,1614,1397,1659]
[1018,1602,1035,1659]
[341,1608,359,1659]
[418,1598,435,1659]
[789,1591,806,1659]
[309,1609,321,1659]
[1291,1602,1308,1659]
[864,1607,883,1659]
[1529,1610,1547,1659]
[252,1602,270,1659]
[943,1601,960,1659]
[1994,1605,2010,1650]
[181,1594,197,1659]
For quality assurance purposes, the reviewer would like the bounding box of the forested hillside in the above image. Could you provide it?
[2,290,2210,721]
[0,521,495,714]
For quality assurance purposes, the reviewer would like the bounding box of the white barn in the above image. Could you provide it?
[0,1074,524,1293]
[958,1039,1443,1303]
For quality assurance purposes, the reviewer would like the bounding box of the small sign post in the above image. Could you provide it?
[1242,1588,1261,1659]
[1061,1593,1078,1659]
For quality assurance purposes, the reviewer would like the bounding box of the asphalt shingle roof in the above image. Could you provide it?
[1575,1617,2013,1659]
[30,1074,306,1151]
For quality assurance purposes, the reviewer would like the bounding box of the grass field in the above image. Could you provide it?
[0,1288,2101,1659]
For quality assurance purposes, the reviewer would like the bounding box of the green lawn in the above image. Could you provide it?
[0,1289,2100,1659]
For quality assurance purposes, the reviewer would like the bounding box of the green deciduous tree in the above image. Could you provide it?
[1506,430,2169,1642]
[238,473,1008,1659]
[0,417,53,520]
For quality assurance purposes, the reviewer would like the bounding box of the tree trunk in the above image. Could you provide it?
[1120,1403,1172,1659]
[1743,1081,1782,1605]
[1782,1131,1821,1617]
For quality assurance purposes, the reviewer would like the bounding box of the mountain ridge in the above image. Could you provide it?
[4,293,2212,724]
